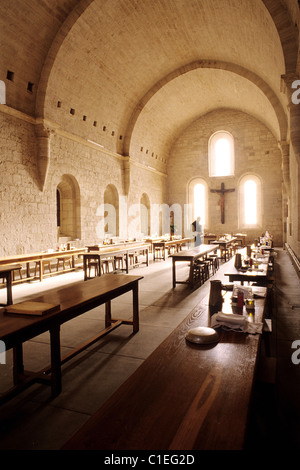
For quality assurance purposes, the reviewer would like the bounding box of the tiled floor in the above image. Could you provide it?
[0,247,299,450]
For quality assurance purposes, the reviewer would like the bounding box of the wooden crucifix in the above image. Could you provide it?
[210,182,235,224]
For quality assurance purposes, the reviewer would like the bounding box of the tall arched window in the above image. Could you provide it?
[188,178,207,229]
[194,183,205,224]
[209,131,235,177]
[239,175,262,227]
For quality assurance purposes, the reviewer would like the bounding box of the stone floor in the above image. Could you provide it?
[0,247,299,450]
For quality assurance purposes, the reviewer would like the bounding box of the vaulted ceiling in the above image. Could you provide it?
[1,0,299,169]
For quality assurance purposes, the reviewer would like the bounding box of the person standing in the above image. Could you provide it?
[192,216,203,246]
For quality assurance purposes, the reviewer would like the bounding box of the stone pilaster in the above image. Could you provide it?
[35,123,55,191]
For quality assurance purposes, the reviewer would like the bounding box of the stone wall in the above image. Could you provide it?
[167,109,283,246]
[288,145,300,256]
[0,112,56,255]
[0,110,166,256]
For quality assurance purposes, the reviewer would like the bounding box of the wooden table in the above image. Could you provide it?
[0,265,23,305]
[212,237,237,261]
[152,238,192,261]
[0,248,86,282]
[233,233,247,247]
[0,274,143,404]
[170,244,219,288]
[62,287,267,450]
[86,241,146,251]
[224,252,270,285]
[83,244,149,280]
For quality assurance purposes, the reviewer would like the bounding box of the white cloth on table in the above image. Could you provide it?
[210,312,263,334]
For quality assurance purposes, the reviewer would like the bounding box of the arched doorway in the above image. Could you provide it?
[56,174,81,241]
[104,184,119,237]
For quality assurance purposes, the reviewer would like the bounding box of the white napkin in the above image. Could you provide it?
[211,312,263,334]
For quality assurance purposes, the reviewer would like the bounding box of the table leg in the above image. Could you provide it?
[105,300,112,328]
[39,260,43,282]
[6,271,13,305]
[83,257,88,281]
[132,283,139,333]
[26,262,31,278]
[50,325,62,397]
[172,257,176,288]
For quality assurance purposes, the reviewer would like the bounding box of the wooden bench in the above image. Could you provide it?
[0,274,143,404]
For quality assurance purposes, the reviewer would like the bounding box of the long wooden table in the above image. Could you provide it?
[0,248,87,282]
[0,274,143,404]
[224,252,270,285]
[62,286,267,450]
[212,237,237,261]
[83,244,150,280]
[152,238,192,261]
[170,244,219,288]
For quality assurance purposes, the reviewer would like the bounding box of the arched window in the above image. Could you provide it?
[239,175,262,227]
[194,183,206,224]
[188,178,207,229]
[209,131,235,177]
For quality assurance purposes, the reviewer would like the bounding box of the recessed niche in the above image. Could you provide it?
[6,70,14,81]
[103,126,106,131]
[70,108,75,115]
[83,115,87,121]
[119,135,123,140]
[111,131,115,136]
[57,101,62,108]
[93,121,97,127]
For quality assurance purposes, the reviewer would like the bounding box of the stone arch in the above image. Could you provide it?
[56,174,81,241]
[123,60,288,156]
[261,0,299,74]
